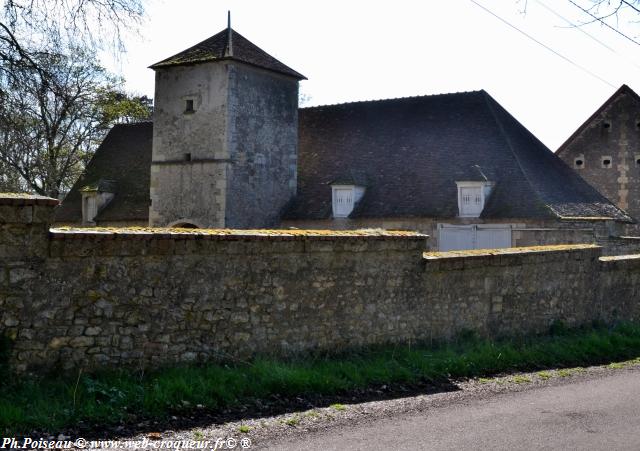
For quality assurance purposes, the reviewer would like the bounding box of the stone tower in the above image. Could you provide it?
[148,21,305,228]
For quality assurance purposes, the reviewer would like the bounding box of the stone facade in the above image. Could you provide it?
[2,196,640,373]
[225,64,299,228]
[149,61,298,228]
[557,85,640,232]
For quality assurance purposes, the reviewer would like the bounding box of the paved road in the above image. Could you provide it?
[266,370,640,450]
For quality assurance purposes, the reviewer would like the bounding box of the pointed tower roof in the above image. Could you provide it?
[149,27,306,80]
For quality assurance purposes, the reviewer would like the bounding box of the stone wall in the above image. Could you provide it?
[2,196,640,373]
[596,235,640,256]
[422,246,631,339]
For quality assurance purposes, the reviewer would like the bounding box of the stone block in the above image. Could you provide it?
[4,317,19,327]
[70,336,94,347]
[85,326,102,336]
[9,267,38,284]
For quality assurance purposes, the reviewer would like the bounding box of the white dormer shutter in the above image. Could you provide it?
[331,184,365,218]
[459,186,483,216]
[333,188,354,217]
[460,187,484,216]
[456,181,494,218]
[82,195,98,224]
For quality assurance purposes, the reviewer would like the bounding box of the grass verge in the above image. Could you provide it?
[3,322,640,435]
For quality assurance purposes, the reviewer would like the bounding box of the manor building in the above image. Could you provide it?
[55,24,632,250]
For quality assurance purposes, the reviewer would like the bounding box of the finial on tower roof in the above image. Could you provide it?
[225,11,233,57]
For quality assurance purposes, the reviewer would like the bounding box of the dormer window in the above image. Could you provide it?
[80,179,116,225]
[331,184,365,218]
[456,181,494,218]
[82,194,98,224]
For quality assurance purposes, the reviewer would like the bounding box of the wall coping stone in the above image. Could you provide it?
[423,244,600,261]
[600,254,640,262]
[0,193,59,206]
[599,253,640,271]
[50,226,429,242]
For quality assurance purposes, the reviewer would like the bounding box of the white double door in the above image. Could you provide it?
[438,223,512,251]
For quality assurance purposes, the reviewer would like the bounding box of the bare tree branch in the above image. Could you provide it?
[0,46,151,197]
[566,0,640,46]
[0,0,147,196]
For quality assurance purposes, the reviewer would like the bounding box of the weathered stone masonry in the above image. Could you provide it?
[1,195,639,373]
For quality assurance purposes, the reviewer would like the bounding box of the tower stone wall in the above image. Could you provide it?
[225,63,298,228]
[149,62,230,228]
[149,60,299,228]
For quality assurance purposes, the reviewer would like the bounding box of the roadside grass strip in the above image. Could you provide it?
[2,322,640,435]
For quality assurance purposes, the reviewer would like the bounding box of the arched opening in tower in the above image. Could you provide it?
[172,222,199,229]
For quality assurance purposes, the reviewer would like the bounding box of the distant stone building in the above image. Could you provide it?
[557,85,640,233]
[55,24,633,250]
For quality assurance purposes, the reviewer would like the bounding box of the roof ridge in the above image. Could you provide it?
[480,91,557,219]
[300,89,486,110]
[149,28,227,68]
[113,120,153,127]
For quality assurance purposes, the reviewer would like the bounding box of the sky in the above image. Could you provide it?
[106,0,640,151]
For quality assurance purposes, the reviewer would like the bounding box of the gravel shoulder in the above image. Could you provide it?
[101,360,640,450]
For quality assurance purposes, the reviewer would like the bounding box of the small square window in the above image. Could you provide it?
[184,153,191,161]
[602,121,611,129]
[574,158,584,168]
[184,99,195,114]
[601,156,612,168]
[635,154,640,166]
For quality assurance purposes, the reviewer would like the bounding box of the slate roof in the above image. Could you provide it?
[57,91,632,224]
[557,84,640,155]
[150,28,306,80]
[55,122,153,223]
[285,90,632,222]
